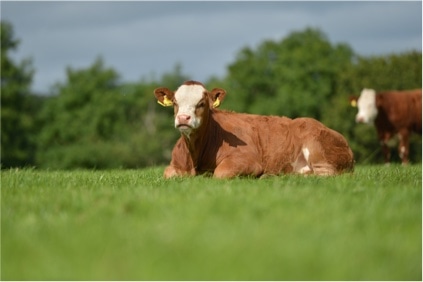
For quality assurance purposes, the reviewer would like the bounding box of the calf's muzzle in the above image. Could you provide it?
[177,114,191,125]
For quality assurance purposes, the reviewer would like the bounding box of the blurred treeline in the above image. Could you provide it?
[1,21,421,169]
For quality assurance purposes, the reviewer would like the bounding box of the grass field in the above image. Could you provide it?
[1,164,421,280]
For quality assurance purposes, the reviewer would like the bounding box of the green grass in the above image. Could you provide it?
[1,165,421,280]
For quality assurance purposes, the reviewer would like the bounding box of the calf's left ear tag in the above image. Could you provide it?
[212,98,221,108]
[158,96,173,107]
[350,100,357,107]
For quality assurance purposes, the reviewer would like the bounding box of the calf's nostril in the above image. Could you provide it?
[178,114,191,124]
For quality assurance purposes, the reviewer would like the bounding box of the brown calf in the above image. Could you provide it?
[350,88,422,164]
[155,81,354,178]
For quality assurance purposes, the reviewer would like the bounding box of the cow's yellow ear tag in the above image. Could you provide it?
[158,96,173,107]
[350,100,357,107]
[213,98,221,108]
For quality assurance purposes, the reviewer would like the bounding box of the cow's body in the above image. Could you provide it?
[352,88,422,164]
[155,81,354,178]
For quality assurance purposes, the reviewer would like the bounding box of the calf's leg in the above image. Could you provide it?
[292,147,313,174]
[300,145,337,176]
[304,131,354,175]
[398,129,410,165]
[214,157,263,179]
[381,142,391,164]
[164,165,195,178]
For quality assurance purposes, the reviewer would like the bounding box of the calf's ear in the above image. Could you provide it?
[209,88,227,108]
[154,87,174,107]
[349,96,358,107]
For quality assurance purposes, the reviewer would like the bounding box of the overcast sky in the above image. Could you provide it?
[2,1,422,93]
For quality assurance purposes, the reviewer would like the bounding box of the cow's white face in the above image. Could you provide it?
[174,84,207,136]
[356,88,378,124]
[154,81,226,138]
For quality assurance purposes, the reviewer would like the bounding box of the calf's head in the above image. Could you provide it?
[154,81,226,136]
[354,88,378,124]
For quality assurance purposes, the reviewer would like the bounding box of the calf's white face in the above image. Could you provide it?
[356,88,378,124]
[174,84,207,136]
[154,81,226,138]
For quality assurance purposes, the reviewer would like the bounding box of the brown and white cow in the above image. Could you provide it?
[350,88,422,164]
[155,81,354,178]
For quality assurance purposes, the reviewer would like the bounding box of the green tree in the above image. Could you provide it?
[225,28,354,120]
[1,21,39,168]
[37,59,191,169]
[37,58,128,168]
[338,51,422,92]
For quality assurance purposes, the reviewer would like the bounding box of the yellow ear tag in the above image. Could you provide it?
[158,96,173,107]
[350,100,357,107]
[212,98,221,108]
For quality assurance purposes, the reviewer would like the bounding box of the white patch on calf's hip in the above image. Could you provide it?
[302,147,310,162]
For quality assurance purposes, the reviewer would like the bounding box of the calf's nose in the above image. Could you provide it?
[177,114,191,125]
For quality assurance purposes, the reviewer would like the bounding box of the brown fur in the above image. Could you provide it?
[156,82,355,179]
[375,90,422,164]
[351,89,422,164]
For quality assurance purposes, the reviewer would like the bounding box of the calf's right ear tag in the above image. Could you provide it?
[350,100,357,107]
[158,96,173,107]
[212,98,221,108]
